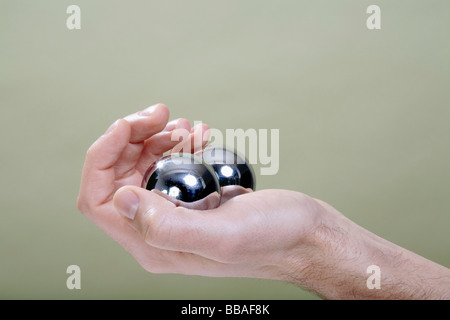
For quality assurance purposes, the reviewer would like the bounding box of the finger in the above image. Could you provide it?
[170,122,210,154]
[123,103,170,144]
[164,118,191,132]
[135,118,191,174]
[113,186,235,262]
[112,104,172,179]
[190,122,210,153]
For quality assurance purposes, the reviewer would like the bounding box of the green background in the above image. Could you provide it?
[1,0,449,299]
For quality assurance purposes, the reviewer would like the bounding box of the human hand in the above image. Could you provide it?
[78,104,450,300]
[77,103,324,282]
[76,103,210,261]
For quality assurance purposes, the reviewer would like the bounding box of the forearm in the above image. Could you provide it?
[279,200,450,300]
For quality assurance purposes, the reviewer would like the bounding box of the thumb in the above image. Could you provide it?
[112,186,230,256]
[113,185,176,224]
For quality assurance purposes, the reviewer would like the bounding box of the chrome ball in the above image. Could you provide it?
[142,153,221,210]
[196,146,255,190]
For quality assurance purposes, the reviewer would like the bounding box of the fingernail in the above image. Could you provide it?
[139,104,160,116]
[114,189,139,220]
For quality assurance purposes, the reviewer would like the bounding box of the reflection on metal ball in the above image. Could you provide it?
[196,145,255,190]
[142,153,221,210]
[141,146,256,209]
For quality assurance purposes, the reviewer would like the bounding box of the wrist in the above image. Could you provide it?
[277,198,450,299]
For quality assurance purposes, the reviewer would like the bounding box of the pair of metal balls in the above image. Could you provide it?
[141,146,255,210]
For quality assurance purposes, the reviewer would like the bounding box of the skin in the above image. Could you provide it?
[77,103,450,300]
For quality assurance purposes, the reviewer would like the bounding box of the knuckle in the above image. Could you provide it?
[76,194,90,217]
[85,141,95,157]
[84,143,98,162]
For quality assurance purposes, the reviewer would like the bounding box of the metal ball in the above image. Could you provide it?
[141,153,221,210]
[195,146,255,190]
